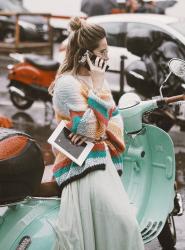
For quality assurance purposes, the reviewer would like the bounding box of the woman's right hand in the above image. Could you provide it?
[86,52,108,91]
[68,132,88,146]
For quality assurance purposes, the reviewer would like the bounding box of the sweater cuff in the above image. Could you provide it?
[88,90,113,125]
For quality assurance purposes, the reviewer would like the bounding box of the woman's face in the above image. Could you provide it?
[92,37,109,61]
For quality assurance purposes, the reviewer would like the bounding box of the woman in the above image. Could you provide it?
[50,17,144,250]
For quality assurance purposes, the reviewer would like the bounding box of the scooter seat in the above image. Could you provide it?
[0,128,44,205]
[25,56,60,71]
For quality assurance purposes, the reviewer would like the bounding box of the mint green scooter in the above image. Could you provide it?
[0,58,184,250]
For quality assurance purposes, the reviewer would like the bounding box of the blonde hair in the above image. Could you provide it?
[48,16,106,95]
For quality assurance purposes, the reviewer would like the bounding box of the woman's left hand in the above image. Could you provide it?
[68,132,88,145]
[86,52,108,91]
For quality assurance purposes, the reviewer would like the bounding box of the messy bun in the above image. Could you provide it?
[51,16,106,79]
[69,16,86,32]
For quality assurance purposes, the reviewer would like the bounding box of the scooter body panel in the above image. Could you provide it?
[8,62,56,88]
[121,123,175,242]
[0,199,60,250]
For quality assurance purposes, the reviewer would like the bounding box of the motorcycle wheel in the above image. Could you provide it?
[10,92,34,110]
[158,214,176,250]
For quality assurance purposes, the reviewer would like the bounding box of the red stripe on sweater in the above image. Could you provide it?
[53,158,72,172]
[106,130,125,153]
[70,110,85,118]
[92,109,108,126]
[92,143,105,151]
[66,111,85,129]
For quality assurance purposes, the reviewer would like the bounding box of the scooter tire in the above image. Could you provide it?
[158,215,176,250]
[10,92,34,110]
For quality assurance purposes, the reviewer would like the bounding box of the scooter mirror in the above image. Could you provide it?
[160,58,185,98]
[169,58,185,82]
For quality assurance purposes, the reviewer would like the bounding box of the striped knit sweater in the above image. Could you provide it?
[52,74,125,190]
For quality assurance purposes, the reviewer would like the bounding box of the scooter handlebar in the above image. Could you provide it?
[164,94,185,104]
[157,94,185,107]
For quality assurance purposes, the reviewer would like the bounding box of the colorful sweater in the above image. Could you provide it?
[52,74,125,190]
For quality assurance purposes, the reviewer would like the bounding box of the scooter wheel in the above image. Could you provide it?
[10,92,34,110]
[158,214,176,249]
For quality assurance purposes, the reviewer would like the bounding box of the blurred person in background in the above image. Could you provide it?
[80,0,118,16]
[125,0,139,12]
[136,0,165,14]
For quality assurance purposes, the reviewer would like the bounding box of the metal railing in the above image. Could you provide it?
[0,12,53,57]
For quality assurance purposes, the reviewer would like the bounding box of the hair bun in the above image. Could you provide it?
[69,16,85,32]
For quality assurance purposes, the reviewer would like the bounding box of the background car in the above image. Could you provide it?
[0,0,49,43]
[58,13,185,72]
[24,0,86,42]
[88,14,185,71]
[0,0,70,43]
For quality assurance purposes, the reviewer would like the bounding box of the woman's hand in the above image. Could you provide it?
[86,52,108,91]
[68,132,88,146]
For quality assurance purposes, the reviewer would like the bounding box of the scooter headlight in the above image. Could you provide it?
[118,92,141,109]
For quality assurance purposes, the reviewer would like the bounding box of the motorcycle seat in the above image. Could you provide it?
[25,56,60,71]
[0,128,44,205]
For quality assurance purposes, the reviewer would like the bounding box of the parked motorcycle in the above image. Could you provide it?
[7,53,59,110]
[125,28,185,131]
[0,58,184,249]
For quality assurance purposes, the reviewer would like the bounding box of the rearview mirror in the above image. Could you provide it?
[168,58,185,82]
[160,57,185,98]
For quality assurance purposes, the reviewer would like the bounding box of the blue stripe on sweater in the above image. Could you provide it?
[112,154,124,164]
[71,116,81,133]
[54,161,78,178]
[88,97,109,119]
[54,150,107,178]
[112,108,119,117]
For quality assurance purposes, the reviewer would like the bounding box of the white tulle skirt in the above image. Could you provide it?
[53,147,144,250]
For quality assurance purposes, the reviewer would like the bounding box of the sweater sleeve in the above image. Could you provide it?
[52,75,115,140]
[106,108,125,153]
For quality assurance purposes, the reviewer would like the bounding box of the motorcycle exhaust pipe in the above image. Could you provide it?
[9,86,26,98]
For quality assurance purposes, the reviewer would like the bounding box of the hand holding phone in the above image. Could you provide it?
[79,50,109,72]
[79,50,96,70]
[86,51,109,91]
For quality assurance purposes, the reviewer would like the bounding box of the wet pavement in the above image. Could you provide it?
[0,56,185,249]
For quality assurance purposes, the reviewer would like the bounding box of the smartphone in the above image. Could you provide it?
[79,50,96,70]
[79,49,109,71]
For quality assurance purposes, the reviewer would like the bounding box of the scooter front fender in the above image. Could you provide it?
[122,124,175,243]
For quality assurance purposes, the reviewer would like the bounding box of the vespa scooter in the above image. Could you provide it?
[7,53,59,110]
[0,58,184,250]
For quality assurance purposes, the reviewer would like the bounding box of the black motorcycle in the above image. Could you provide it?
[124,28,185,131]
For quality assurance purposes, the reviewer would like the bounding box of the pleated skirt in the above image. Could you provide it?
[53,147,144,250]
